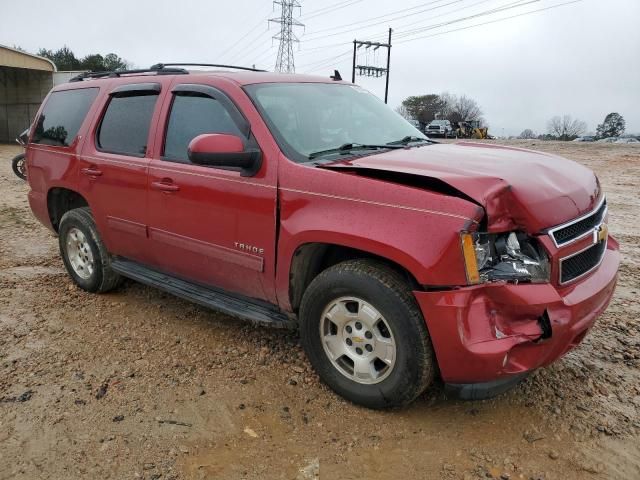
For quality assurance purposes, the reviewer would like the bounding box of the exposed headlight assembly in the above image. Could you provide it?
[461,231,550,285]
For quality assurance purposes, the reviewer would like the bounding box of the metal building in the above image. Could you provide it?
[0,44,56,142]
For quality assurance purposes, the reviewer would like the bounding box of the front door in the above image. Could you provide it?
[146,82,278,302]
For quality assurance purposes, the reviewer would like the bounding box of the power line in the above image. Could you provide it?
[296,0,524,64]
[218,9,273,62]
[299,50,352,72]
[252,44,278,67]
[230,31,274,65]
[391,0,496,36]
[301,0,457,39]
[395,0,584,44]
[301,0,584,74]
[301,0,364,20]
[296,0,498,54]
[394,0,538,39]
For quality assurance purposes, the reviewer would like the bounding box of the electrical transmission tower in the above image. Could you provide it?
[270,1,304,73]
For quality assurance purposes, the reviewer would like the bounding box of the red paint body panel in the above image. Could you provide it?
[275,156,482,309]
[188,133,244,154]
[25,71,620,387]
[323,141,600,233]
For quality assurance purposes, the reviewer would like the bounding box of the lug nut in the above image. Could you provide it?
[346,326,352,333]
[365,331,372,339]
[355,322,362,330]
[356,347,363,355]
[346,338,353,346]
[365,344,373,352]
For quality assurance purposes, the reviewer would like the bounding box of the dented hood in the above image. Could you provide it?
[322,142,600,233]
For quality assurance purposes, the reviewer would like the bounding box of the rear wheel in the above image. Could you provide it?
[299,259,436,408]
[11,153,27,180]
[58,207,122,293]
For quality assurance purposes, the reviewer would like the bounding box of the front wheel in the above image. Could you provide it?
[299,259,436,409]
[11,153,27,180]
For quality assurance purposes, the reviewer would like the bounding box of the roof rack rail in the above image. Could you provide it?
[69,67,188,82]
[68,63,266,83]
[150,63,267,72]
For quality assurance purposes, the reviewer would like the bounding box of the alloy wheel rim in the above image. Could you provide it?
[66,227,95,280]
[17,158,26,175]
[319,296,396,385]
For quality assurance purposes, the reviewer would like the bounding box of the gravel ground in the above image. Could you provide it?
[1,141,639,480]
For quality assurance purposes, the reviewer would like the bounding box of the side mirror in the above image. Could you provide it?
[187,134,262,177]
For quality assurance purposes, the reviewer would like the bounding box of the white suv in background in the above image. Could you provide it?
[426,119,454,138]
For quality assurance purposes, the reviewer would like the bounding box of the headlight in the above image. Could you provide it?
[460,231,550,284]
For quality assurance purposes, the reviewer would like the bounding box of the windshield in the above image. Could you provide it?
[245,82,427,162]
[430,120,448,125]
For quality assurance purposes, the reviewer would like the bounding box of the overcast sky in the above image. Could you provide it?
[2,0,638,136]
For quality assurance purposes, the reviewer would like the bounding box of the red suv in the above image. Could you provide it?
[25,64,619,408]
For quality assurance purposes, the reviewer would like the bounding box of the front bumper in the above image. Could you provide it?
[413,237,619,385]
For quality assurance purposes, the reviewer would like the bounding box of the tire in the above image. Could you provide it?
[11,153,27,181]
[58,207,122,293]
[299,259,436,409]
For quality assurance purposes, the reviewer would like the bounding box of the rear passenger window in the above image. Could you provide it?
[32,88,99,147]
[97,93,158,156]
[163,93,242,162]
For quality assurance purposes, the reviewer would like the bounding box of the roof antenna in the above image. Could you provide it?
[330,70,342,81]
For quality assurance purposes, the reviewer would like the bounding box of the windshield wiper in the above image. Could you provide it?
[386,135,431,145]
[308,142,403,160]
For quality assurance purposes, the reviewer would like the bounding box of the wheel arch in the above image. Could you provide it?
[285,240,422,314]
[47,187,90,232]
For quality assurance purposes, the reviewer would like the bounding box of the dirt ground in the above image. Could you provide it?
[1,141,639,480]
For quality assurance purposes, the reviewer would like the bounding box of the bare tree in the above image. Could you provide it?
[455,95,483,123]
[518,129,536,139]
[395,104,412,121]
[437,91,457,119]
[547,115,587,140]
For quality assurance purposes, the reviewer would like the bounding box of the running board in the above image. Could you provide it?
[111,258,295,328]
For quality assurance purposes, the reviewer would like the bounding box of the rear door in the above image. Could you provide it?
[78,81,166,264]
[146,81,278,302]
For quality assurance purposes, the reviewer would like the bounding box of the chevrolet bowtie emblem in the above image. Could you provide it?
[594,223,608,244]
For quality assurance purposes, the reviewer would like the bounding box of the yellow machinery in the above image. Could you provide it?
[455,120,489,139]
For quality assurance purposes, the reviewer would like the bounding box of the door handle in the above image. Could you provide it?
[151,180,180,193]
[81,166,103,177]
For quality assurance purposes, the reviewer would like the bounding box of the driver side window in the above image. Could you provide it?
[163,93,242,163]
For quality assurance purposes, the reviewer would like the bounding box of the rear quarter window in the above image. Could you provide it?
[32,88,99,147]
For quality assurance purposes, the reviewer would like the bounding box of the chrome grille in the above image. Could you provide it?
[548,197,607,247]
[559,239,607,284]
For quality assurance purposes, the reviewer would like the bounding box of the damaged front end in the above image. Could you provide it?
[416,221,619,393]
[461,231,550,285]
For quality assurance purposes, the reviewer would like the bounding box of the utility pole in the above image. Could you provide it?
[270,1,304,73]
[351,28,392,103]
[384,28,392,104]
